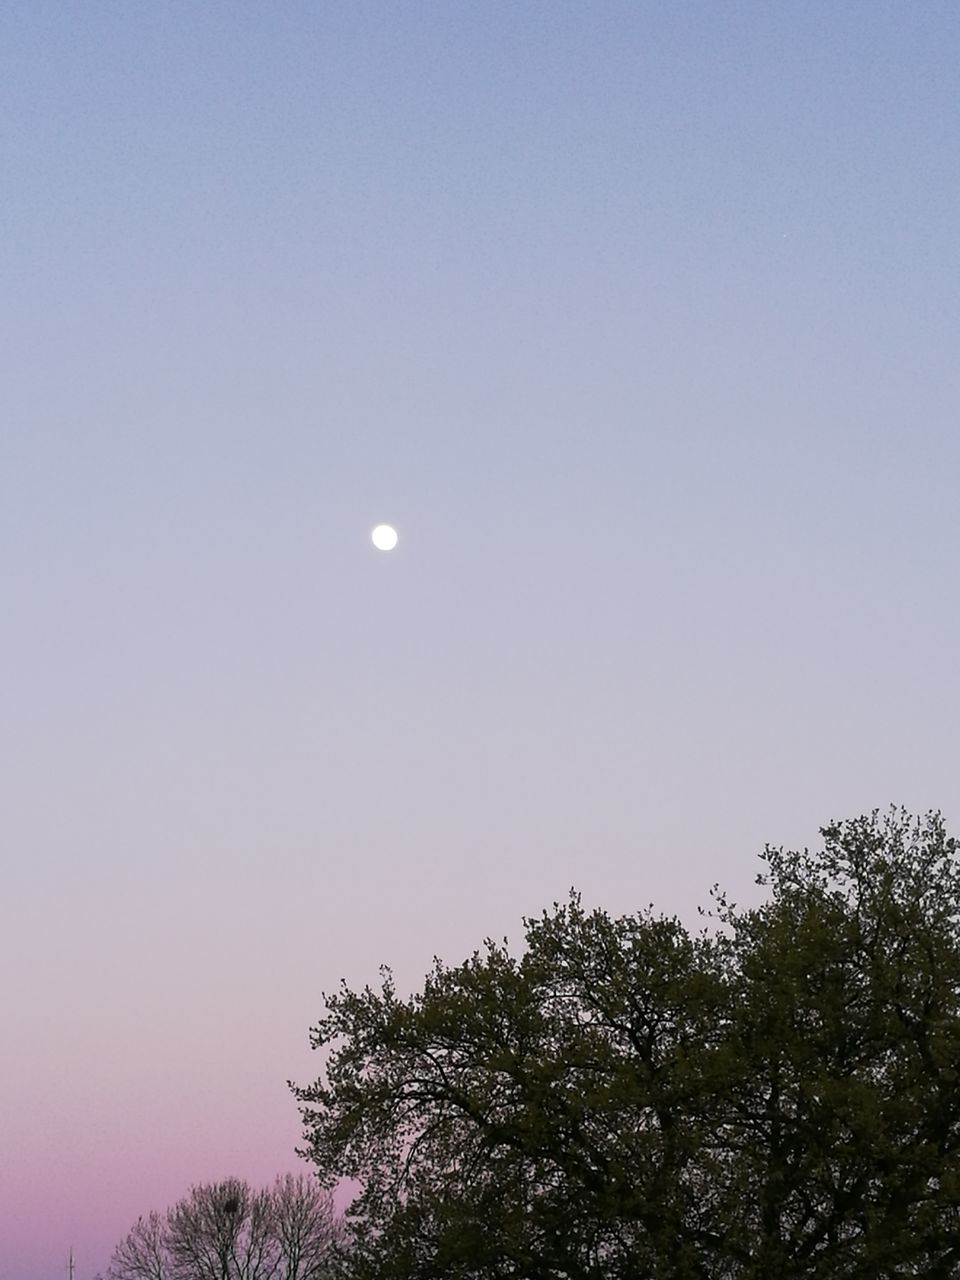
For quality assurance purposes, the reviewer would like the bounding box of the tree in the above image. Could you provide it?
[108,1176,341,1280]
[108,1213,168,1280]
[708,810,960,1277]
[291,808,960,1279]
[272,1174,343,1280]
[165,1179,274,1280]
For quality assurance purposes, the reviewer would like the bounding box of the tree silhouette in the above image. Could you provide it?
[108,1175,341,1280]
[292,808,960,1279]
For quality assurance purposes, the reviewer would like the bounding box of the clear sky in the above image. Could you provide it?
[3,3,958,1276]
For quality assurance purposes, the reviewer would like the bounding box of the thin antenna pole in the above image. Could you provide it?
[68,1247,75,1280]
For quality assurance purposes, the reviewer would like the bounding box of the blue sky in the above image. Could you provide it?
[2,4,959,1277]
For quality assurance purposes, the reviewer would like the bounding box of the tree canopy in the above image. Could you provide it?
[292,808,960,1279]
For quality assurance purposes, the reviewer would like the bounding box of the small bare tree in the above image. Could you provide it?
[271,1174,343,1280]
[108,1213,168,1280]
[166,1180,275,1280]
[108,1177,340,1280]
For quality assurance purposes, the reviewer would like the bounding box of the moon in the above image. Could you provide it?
[371,524,398,551]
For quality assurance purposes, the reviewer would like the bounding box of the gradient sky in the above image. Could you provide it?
[3,3,959,1276]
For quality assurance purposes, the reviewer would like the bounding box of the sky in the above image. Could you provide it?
[2,2,959,1275]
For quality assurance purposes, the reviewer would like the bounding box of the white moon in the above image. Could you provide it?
[371,524,398,551]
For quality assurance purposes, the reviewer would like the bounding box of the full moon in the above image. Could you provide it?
[371,524,398,551]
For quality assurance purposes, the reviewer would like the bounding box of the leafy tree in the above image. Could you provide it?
[108,1175,341,1280]
[709,810,960,1278]
[291,808,960,1279]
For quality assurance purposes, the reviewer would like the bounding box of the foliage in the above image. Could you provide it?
[108,1175,341,1280]
[292,808,960,1278]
